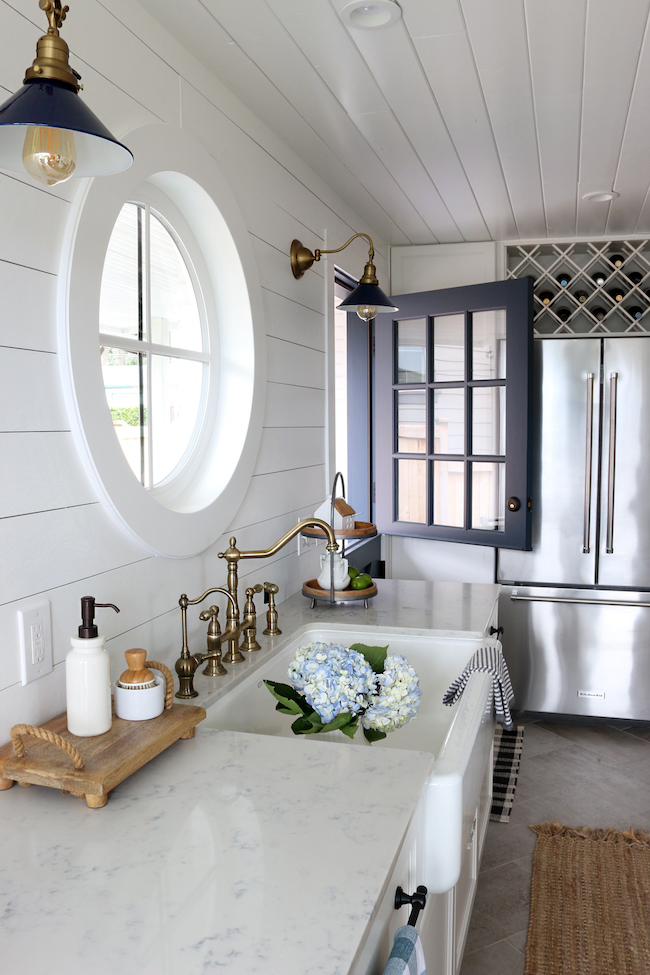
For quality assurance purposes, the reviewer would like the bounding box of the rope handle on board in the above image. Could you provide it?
[145,661,174,709]
[10,724,84,769]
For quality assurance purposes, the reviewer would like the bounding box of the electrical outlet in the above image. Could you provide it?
[18,600,53,685]
[297,532,318,556]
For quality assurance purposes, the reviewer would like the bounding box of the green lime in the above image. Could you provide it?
[351,573,372,590]
[348,566,360,579]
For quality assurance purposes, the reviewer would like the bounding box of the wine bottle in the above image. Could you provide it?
[592,306,606,321]
[556,272,571,288]
[592,271,606,287]
[627,306,644,320]
[539,291,554,305]
[609,253,625,268]
[574,291,589,303]
[608,288,625,303]
[557,308,571,322]
[628,271,643,286]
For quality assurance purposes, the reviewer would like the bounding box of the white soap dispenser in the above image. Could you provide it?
[66,596,120,737]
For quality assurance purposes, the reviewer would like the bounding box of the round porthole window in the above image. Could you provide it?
[60,124,266,558]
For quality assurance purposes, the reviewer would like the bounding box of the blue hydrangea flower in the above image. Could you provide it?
[287,642,375,724]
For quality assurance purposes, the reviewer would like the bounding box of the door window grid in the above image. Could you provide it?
[393,311,506,532]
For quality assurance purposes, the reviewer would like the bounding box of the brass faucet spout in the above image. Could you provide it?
[228,518,339,560]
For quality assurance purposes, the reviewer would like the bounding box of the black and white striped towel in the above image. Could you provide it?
[442,642,515,729]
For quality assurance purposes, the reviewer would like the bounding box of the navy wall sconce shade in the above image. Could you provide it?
[290,234,398,322]
[0,0,132,187]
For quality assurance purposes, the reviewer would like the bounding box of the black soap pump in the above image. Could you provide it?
[66,597,120,737]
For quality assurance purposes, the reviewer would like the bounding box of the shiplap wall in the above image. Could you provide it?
[0,0,387,743]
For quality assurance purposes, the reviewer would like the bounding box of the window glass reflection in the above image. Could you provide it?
[397,390,426,453]
[397,459,426,523]
[433,388,464,454]
[472,387,505,456]
[471,462,505,530]
[397,319,426,383]
[433,314,464,381]
[433,460,464,527]
[472,309,506,380]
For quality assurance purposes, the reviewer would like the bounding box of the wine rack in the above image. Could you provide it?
[505,239,650,336]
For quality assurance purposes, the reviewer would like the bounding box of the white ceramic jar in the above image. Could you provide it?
[317,552,350,590]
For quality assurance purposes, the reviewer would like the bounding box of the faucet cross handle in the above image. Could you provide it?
[263,582,281,636]
[240,584,263,653]
[199,606,226,677]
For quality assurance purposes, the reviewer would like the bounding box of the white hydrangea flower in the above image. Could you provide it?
[361,654,420,733]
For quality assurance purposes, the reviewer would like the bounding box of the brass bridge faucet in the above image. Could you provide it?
[174,518,338,699]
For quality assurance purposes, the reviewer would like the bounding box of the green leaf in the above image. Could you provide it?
[291,714,316,735]
[350,643,388,674]
[263,680,310,716]
[363,727,387,743]
[320,712,358,736]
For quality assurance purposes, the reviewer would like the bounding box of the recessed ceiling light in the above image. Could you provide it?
[583,191,620,203]
[338,0,402,30]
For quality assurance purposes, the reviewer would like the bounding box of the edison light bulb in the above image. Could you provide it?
[22,125,76,186]
[356,303,378,322]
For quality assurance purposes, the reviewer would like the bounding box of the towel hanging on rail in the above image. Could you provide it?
[442,642,514,729]
[382,924,427,975]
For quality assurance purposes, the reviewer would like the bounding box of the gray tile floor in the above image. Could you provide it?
[458,717,650,975]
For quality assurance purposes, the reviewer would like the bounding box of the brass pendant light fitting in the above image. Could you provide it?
[290,233,398,322]
[0,0,133,186]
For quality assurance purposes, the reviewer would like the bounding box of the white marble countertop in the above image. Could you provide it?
[0,580,499,975]
[0,729,432,975]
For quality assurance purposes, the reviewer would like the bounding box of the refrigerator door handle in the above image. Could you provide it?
[510,591,650,609]
[583,373,595,553]
[606,372,618,554]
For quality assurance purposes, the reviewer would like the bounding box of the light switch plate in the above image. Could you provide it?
[18,600,53,685]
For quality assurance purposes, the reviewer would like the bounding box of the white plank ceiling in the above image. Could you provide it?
[136,0,650,245]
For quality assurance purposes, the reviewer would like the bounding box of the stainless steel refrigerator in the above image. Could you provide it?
[497,336,650,720]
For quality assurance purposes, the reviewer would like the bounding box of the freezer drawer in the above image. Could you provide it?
[499,586,650,720]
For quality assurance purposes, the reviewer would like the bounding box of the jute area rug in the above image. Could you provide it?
[525,820,650,975]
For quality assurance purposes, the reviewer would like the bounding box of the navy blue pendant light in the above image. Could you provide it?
[0,1,132,187]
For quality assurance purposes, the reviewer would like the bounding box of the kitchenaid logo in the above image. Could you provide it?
[577,690,606,699]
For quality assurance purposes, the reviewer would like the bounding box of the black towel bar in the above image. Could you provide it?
[394,885,427,927]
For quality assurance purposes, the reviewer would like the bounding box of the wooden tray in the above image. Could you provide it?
[301,520,377,539]
[0,704,205,808]
[302,578,378,600]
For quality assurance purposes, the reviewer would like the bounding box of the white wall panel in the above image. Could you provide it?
[0,349,68,432]
[387,536,495,584]
[391,242,497,293]
[232,466,326,531]
[576,0,650,238]
[264,383,326,427]
[0,175,69,274]
[266,337,325,389]
[344,25,489,242]
[461,0,546,240]
[0,505,148,606]
[0,433,97,517]
[254,427,325,476]
[262,291,325,352]
[414,31,518,241]
[524,0,587,239]
[0,262,56,353]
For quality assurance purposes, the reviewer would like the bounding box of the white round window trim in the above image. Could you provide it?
[59,123,267,558]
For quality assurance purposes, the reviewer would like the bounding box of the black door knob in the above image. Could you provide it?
[507,496,521,512]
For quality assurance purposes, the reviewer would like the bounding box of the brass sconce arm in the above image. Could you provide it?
[291,233,376,282]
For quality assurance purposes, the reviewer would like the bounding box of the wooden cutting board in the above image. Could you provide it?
[0,704,205,808]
